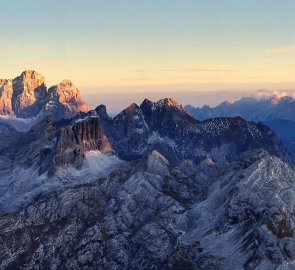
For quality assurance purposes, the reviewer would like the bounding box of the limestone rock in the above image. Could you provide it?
[0,79,13,115]
[0,71,90,121]
[12,70,47,117]
[47,80,89,120]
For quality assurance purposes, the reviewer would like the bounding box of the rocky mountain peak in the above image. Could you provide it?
[141,98,184,111]
[11,70,47,117]
[0,71,90,121]
[95,104,108,117]
[95,104,111,129]
[126,102,139,111]
[45,79,89,120]
[19,70,44,81]
[48,79,82,103]
[114,103,142,121]
[141,98,153,106]
[158,97,183,109]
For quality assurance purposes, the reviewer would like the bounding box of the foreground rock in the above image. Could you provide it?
[1,151,295,269]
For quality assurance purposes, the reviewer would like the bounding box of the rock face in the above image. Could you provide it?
[47,80,89,120]
[12,70,47,117]
[0,112,112,178]
[110,103,150,160]
[51,116,111,174]
[0,70,89,120]
[0,79,13,115]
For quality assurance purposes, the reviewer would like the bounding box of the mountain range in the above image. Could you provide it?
[1,71,295,269]
[0,70,89,120]
[185,95,295,152]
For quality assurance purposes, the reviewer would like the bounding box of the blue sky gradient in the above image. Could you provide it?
[1,0,294,111]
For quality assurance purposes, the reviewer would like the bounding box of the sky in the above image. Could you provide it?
[0,0,295,112]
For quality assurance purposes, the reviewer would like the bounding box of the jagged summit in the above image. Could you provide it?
[47,78,89,120]
[125,102,140,112]
[185,93,295,122]
[48,79,84,103]
[60,79,73,85]
[141,97,184,110]
[0,70,89,120]
[158,97,183,108]
[95,104,109,120]
[19,70,44,80]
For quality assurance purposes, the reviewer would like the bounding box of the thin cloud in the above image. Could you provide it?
[255,89,295,104]
[134,66,233,73]
[262,46,295,55]
[1,43,48,52]
[256,89,289,99]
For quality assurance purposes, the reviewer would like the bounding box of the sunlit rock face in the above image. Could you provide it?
[12,70,48,117]
[47,79,89,120]
[0,71,89,121]
[0,79,13,115]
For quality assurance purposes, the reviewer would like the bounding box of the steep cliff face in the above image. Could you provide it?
[0,79,13,115]
[50,116,111,173]
[0,114,112,180]
[12,70,47,117]
[47,80,89,120]
[0,71,89,121]
[110,103,150,159]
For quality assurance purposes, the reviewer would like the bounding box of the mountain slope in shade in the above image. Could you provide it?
[101,98,294,167]
[0,70,88,121]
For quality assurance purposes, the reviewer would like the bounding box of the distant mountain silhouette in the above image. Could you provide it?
[185,95,295,152]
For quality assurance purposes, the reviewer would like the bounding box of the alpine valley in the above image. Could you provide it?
[1,71,295,269]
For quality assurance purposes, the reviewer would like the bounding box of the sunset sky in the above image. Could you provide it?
[1,0,295,112]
